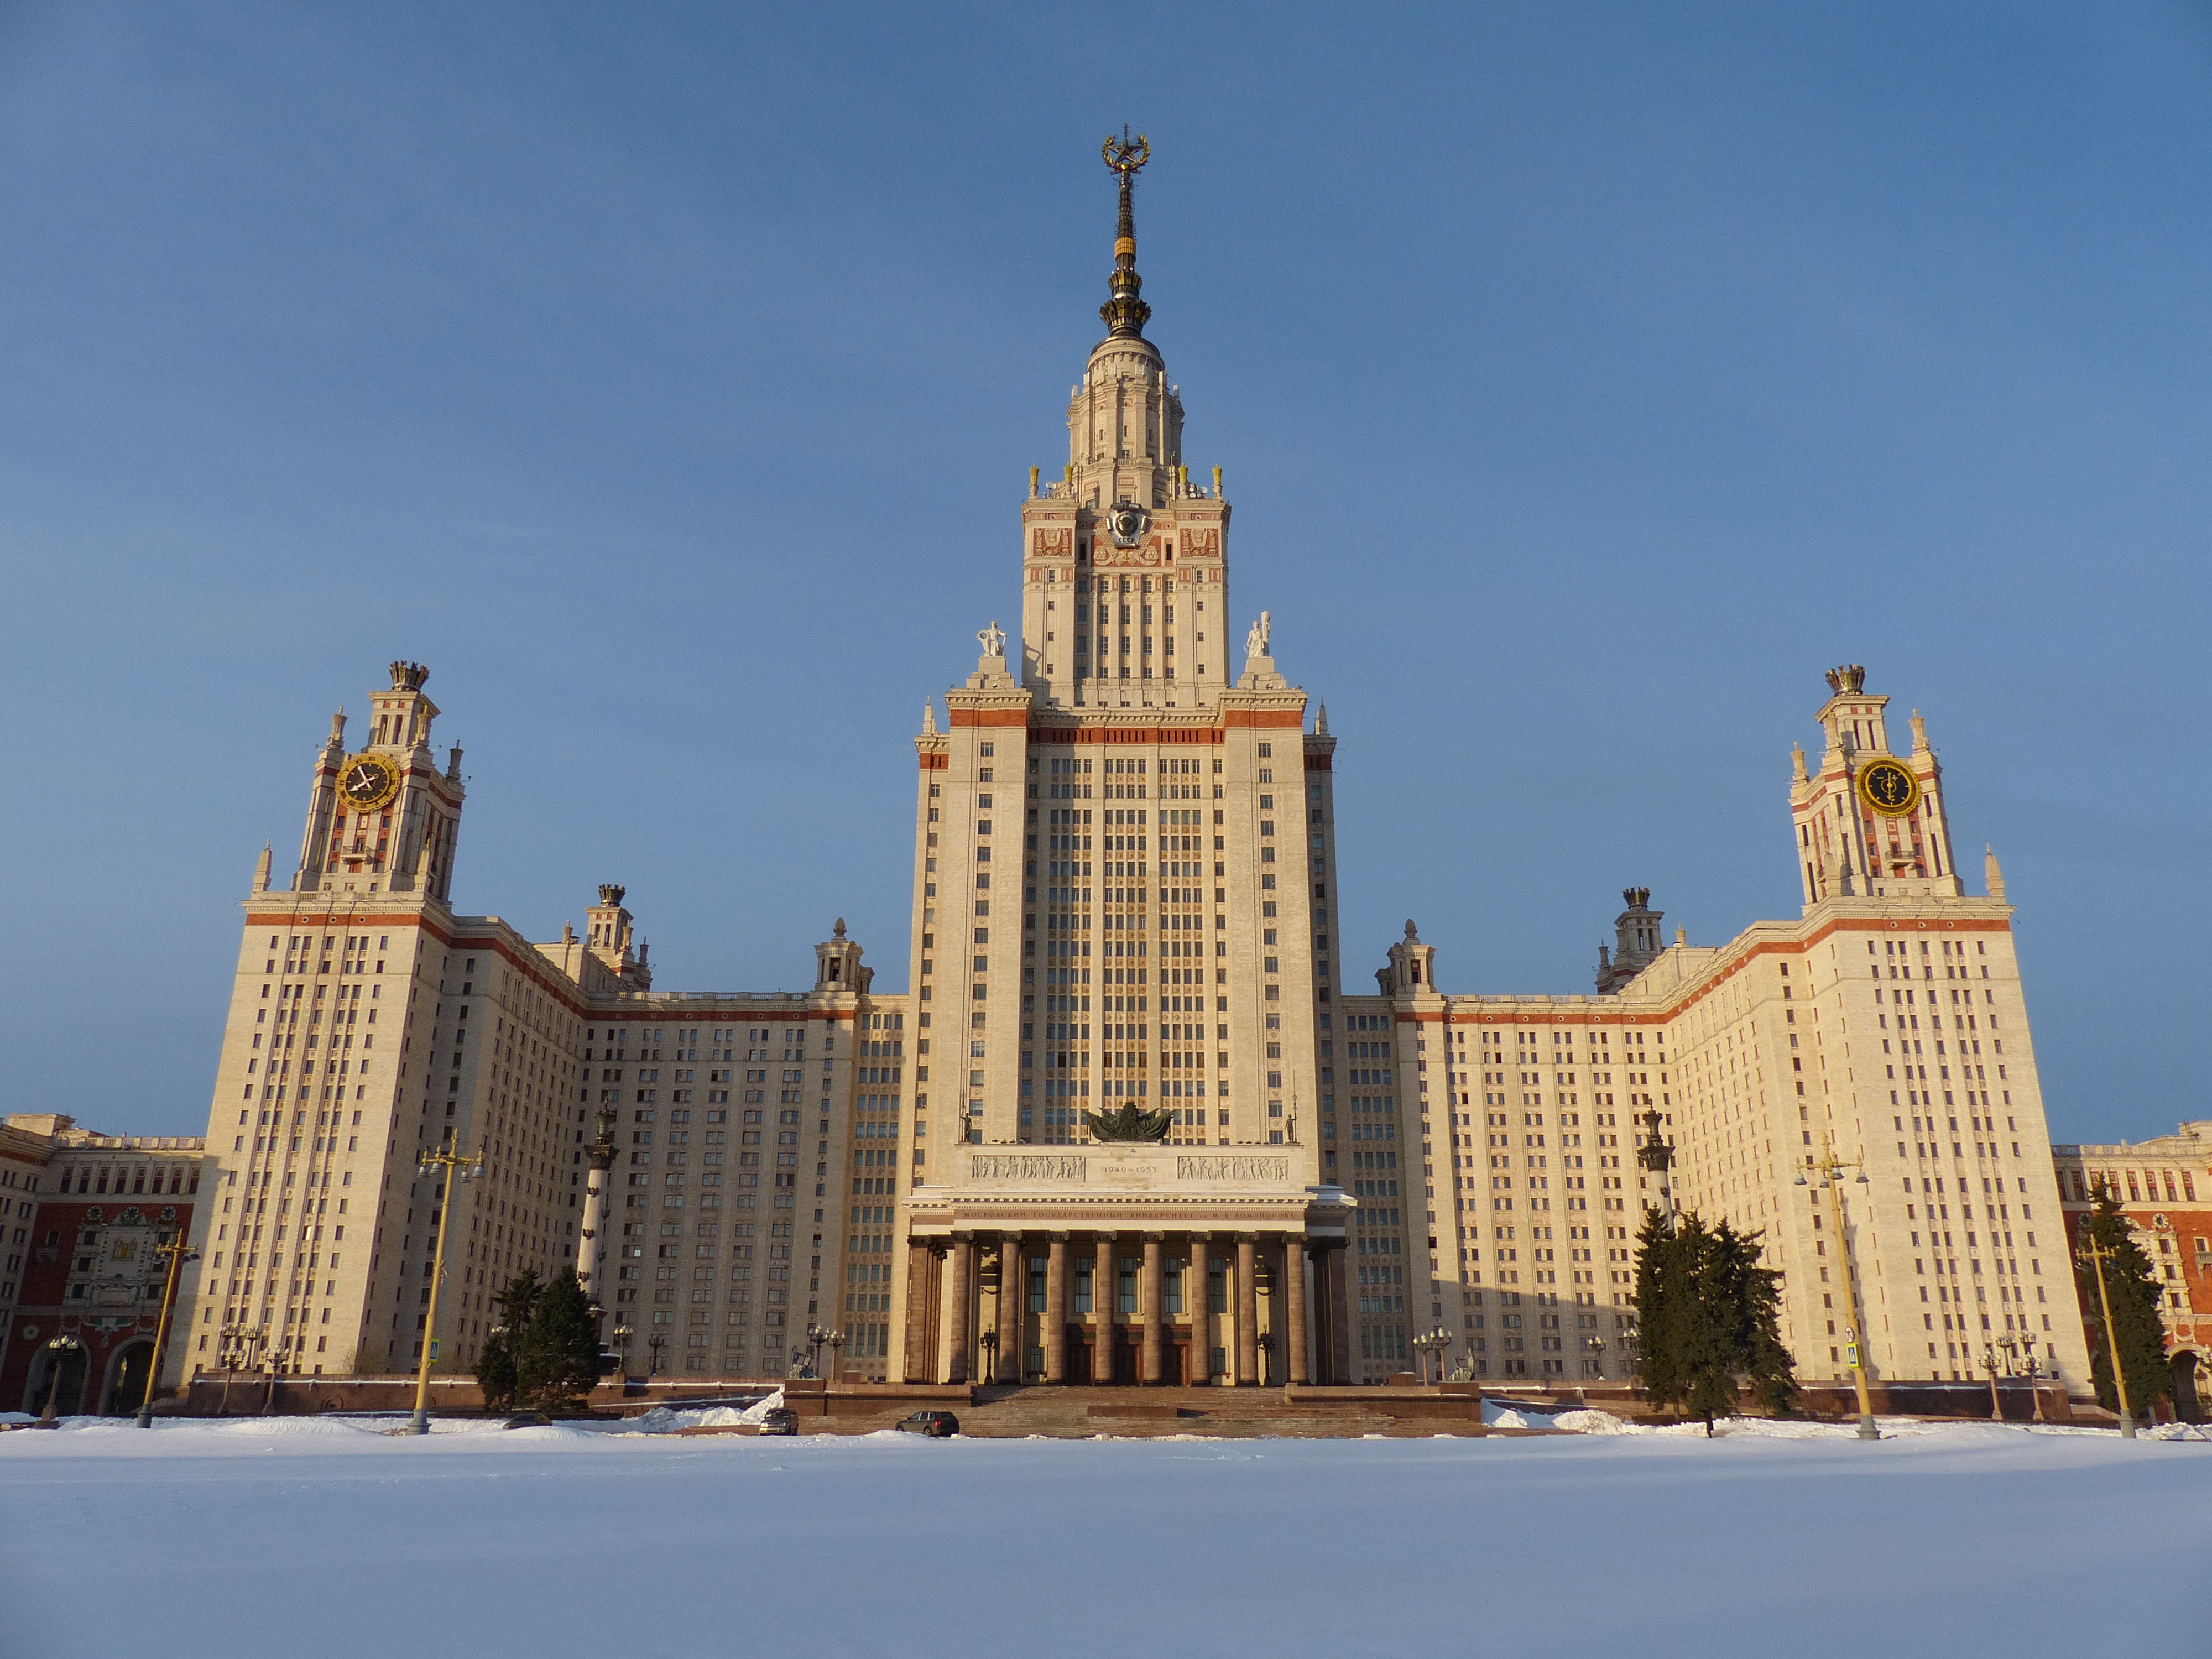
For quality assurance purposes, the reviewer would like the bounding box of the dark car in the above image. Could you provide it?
[895,1410,959,1438]
[757,1407,799,1436]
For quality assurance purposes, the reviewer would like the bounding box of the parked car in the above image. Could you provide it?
[757,1407,799,1436]
[895,1410,959,1438]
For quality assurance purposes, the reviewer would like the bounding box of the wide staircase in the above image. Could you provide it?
[823,1384,1495,1440]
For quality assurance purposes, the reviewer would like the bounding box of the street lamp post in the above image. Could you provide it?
[647,1333,667,1378]
[826,1329,846,1385]
[975,1328,995,1387]
[2077,1229,2137,1440]
[215,1328,242,1417]
[1794,1135,1880,1441]
[612,1321,634,1382]
[408,1140,484,1436]
[1587,1333,1608,1380]
[137,1227,201,1428]
[2021,1347,2047,1424]
[36,1334,83,1425]
[1981,1342,2004,1422]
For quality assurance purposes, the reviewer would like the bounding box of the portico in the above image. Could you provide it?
[898,1148,1354,1386]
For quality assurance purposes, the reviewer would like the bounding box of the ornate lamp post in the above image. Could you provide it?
[612,1321,635,1382]
[215,1325,247,1417]
[826,1329,846,1385]
[1586,1333,1608,1380]
[2021,1345,2047,1424]
[2076,1229,2137,1439]
[1794,1135,1880,1441]
[136,1227,201,1428]
[36,1333,83,1425]
[975,1328,994,1387]
[408,1139,484,1436]
[1980,1342,2004,1422]
[1256,1330,1276,1387]
[647,1332,667,1378]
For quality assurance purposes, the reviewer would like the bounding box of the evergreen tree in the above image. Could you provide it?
[2075,1184,2169,1419]
[515,1270,602,1414]
[1630,1207,1684,1409]
[473,1270,544,1414]
[1631,1208,1795,1434]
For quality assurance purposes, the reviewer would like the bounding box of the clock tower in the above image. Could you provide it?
[1790,664,1963,908]
[291,661,465,901]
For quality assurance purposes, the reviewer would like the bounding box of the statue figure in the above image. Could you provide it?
[1082,1101,1174,1142]
[978,620,1008,659]
[1245,609,1271,660]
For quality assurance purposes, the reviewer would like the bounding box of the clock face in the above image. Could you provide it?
[338,755,400,813]
[1857,758,1921,817]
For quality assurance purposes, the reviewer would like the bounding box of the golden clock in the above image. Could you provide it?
[337,754,401,813]
[1856,758,1921,818]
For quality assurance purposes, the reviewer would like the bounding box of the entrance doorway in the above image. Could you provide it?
[105,1341,155,1416]
[24,1341,90,1417]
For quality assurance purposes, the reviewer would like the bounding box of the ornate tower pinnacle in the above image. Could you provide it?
[1100,129,1152,340]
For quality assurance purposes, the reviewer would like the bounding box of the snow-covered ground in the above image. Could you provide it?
[4,1413,2206,1657]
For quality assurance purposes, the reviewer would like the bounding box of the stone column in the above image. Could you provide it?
[901,1241,934,1384]
[1045,1233,1069,1384]
[1235,1234,1259,1386]
[946,1236,974,1385]
[1326,1243,1352,1385]
[995,1234,1023,1383]
[1188,1234,1209,1385]
[1094,1234,1117,1385]
[1140,1234,1164,1385]
[1285,1235,1310,1385]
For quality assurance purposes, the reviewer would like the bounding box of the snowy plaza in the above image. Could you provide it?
[4,1413,2208,1658]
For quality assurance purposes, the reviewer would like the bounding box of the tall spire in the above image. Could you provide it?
[1100,128,1152,340]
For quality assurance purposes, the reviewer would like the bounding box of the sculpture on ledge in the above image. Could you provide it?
[1082,1102,1174,1142]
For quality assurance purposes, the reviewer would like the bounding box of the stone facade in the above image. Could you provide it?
[158,152,2099,1401]
[2052,1123,2210,1413]
[0,1114,204,1415]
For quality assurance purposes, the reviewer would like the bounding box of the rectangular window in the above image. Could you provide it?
[1208,1258,1229,1313]
[1028,1258,1047,1314]
[1118,1256,1139,1315]
[1073,1256,1094,1314]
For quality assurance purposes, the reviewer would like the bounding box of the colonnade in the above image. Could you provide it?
[904,1230,1349,1387]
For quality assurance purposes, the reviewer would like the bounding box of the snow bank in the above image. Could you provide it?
[1553,1408,1640,1434]
[628,1388,784,1434]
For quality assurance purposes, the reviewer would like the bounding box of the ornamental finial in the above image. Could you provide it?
[1099,129,1152,340]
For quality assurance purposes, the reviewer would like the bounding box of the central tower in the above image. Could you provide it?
[1018,132,1230,711]
[897,140,1355,1390]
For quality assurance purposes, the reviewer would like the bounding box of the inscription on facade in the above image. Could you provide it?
[1175,1155,1290,1182]
[970,1155,1088,1181]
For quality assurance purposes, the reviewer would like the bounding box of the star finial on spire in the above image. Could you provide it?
[1099,129,1152,339]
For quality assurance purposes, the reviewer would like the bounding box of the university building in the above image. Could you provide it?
[2,1114,205,1415]
[2052,1124,2210,1413]
[161,145,2094,1399]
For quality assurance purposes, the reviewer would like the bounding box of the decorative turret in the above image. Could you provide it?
[815,917,870,994]
[585,885,650,989]
[1376,919,1437,998]
[1597,887,1665,993]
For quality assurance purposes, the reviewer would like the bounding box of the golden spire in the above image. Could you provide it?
[1100,128,1151,339]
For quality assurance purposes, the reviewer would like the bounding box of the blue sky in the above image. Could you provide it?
[3,3,2206,1144]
